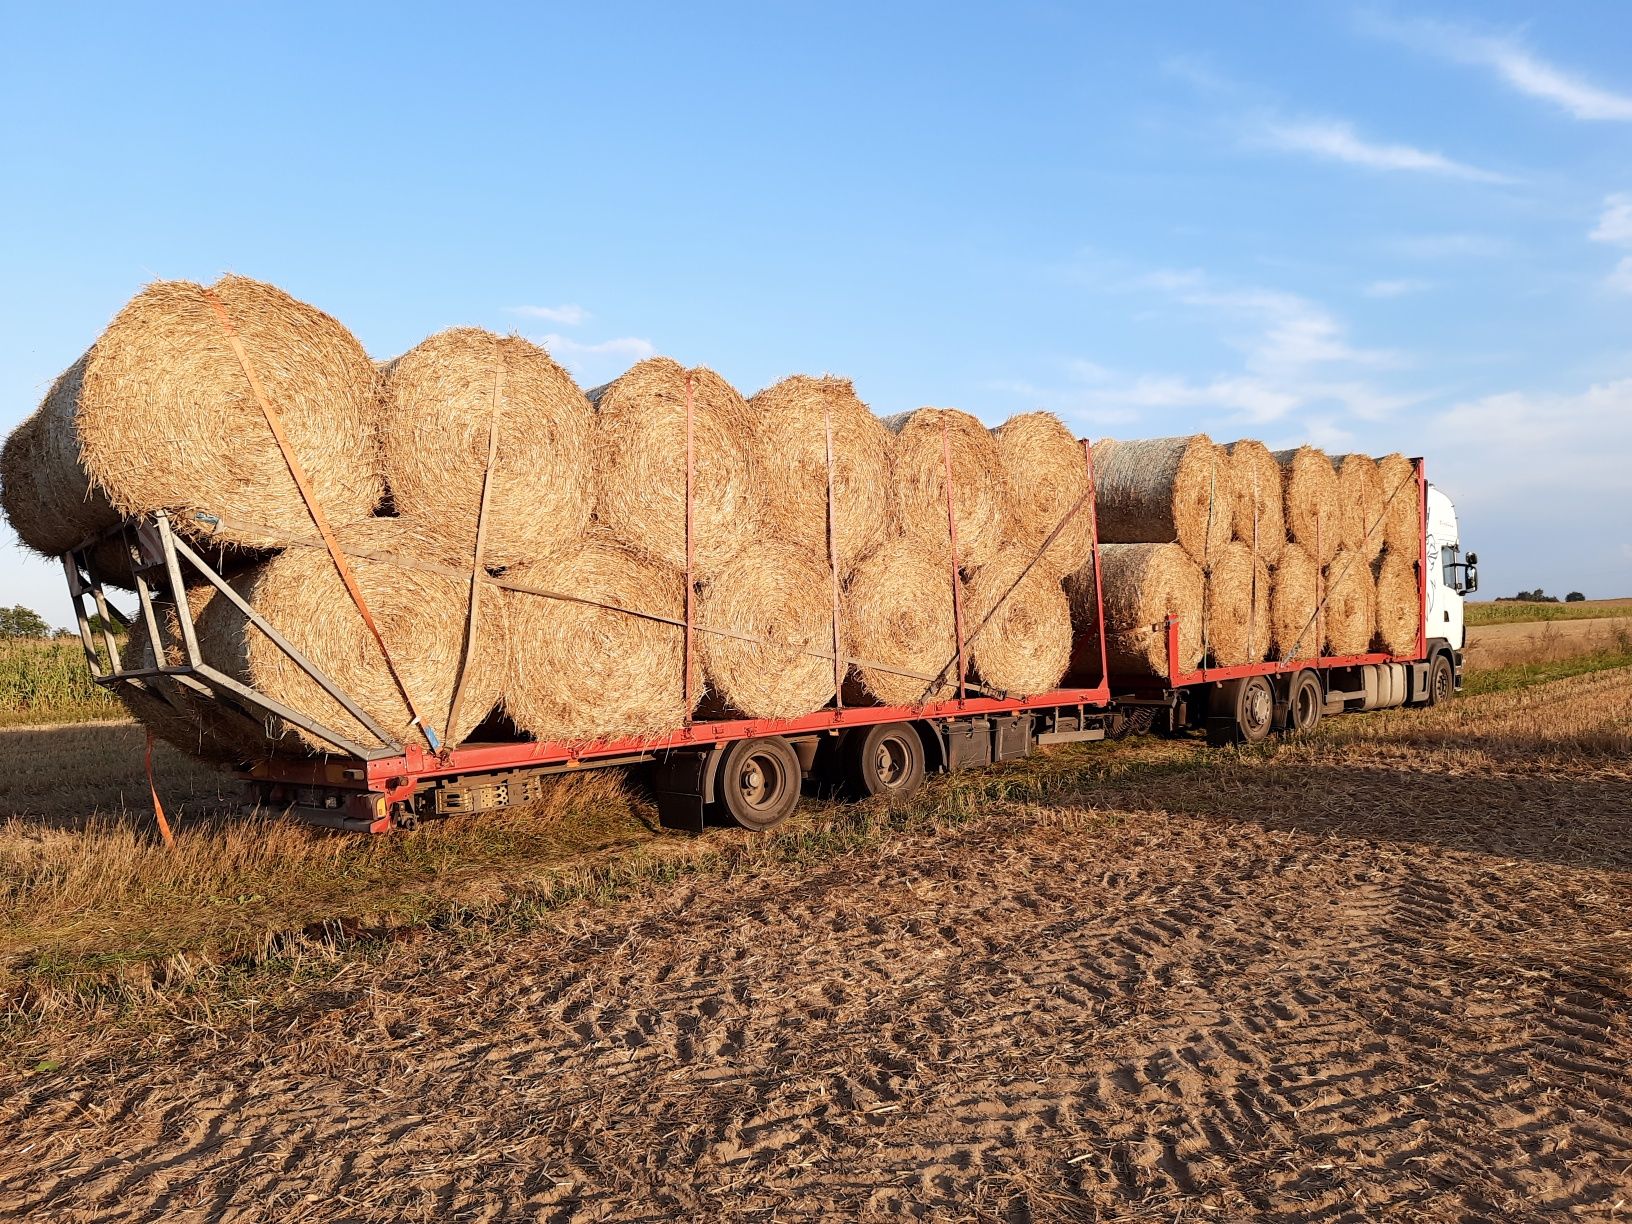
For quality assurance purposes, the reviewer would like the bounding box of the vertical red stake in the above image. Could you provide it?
[1416,456,1428,661]
[1083,438,1109,692]
[824,410,844,708]
[682,375,696,722]
[941,422,967,701]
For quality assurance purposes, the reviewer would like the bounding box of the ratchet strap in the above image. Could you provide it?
[201,288,442,751]
[145,728,175,849]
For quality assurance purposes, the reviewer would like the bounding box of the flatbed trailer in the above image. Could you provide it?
[62,456,1469,835]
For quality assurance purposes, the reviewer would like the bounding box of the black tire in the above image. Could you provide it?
[1284,670,1323,736]
[844,722,927,800]
[1426,653,1454,707]
[1206,675,1276,746]
[715,736,802,831]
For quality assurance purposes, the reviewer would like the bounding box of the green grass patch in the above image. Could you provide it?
[1461,647,1632,695]
[1466,600,1632,626]
[0,638,121,727]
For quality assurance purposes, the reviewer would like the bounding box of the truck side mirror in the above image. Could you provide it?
[1464,564,1478,594]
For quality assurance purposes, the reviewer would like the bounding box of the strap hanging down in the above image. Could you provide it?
[200,289,442,751]
[444,346,504,743]
[145,728,175,849]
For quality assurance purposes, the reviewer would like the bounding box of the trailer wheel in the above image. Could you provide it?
[1425,652,1454,707]
[716,736,802,831]
[1284,670,1323,736]
[1207,675,1275,746]
[844,722,926,800]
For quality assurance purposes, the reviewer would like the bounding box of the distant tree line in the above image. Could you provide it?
[0,604,127,639]
[1494,589,1586,603]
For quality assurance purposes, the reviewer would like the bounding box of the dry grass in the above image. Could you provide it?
[1464,616,1632,670]
[1466,597,1632,626]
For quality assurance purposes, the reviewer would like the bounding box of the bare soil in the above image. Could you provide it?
[1,669,1630,1222]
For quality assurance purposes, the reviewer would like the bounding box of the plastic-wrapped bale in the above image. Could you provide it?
[1373,547,1419,655]
[1334,453,1385,562]
[1323,548,1376,657]
[1093,435,1235,566]
[991,412,1095,578]
[501,534,698,742]
[380,329,593,568]
[196,520,505,754]
[1204,540,1271,667]
[842,533,961,707]
[884,408,1013,572]
[590,357,764,575]
[59,276,383,549]
[1227,440,1285,565]
[1068,542,1204,676]
[749,375,893,573]
[1269,542,1321,661]
[1377,453,1422,557]
[1273,446,1339,565]
[697,542,836,719]
[963,544,1073,695]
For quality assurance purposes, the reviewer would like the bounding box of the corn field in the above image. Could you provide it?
[0,637,120,726]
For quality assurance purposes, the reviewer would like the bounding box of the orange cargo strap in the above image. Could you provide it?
[200,289,441,751]
[445,348,503,743]
[145,728,175,849]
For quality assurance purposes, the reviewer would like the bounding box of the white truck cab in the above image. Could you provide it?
[1425,484,1475,651]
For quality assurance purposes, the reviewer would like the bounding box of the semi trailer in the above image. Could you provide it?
[60,457,1474,835]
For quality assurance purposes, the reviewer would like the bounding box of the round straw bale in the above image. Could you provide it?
[1333,453,1385,561]
[964,544,1073,695]
[1227,439,1285,565]
[1204,539,1271,667]
[1,354,121,554]
[590,357,764,574]
[992,412,1095,578]
[1323,548,1376,657]
[1377,453,1422,556]
[697,542,836,719]
[501,533,698,743]
[1094,435,1235,565]
[72,276,382,549]
[883,408,1013,572]
[842,533,961,707]
[380,329,593,568]
[1269,542,1321,661]
[1273,446,1339,565]
[1068,542,1204,676]
[1373,547,1418,655]
[748,375,893,573]
[196,520,504,753]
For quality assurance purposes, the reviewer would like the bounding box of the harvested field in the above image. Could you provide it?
[1,655,1630,1222]
[1464,615,1632,670]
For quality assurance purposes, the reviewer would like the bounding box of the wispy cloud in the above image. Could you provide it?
[509,304,590,325]
[1363,278,1432,298]
[537,334,654,363]
[1364,13,1632,122]
[1589,194,1632,293]
[1253,116,1511,183]
[1382,232,1510,260]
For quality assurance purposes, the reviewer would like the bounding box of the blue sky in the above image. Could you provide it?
[3,2,1630,621]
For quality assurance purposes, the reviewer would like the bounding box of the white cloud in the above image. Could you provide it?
[534,334,657,380]
[1607,257,1632,295]
[1592,194,1632,245]
[1253,117,1511,183]
[1363,278,1431,298]
[1366,14,1632,122]
[509,304,590,325]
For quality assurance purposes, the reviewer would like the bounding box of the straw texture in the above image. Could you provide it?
[1,354,121,554]
[842,533,961,707]
[1373,547,1419,655]
[1071,542,1204,676]
[591,357,764,574]
[1334,453,1385,562]
[1204,540,1271,667]
[697,542,836,719]
[749,375,893,573]
[197,520,504,753]
[1274,446,1339,565]
[964,544,1073,695]
[1094,435,1235,565]
[1227,439,1285,565]
[501,534,697,742]
[1377,453,1422,557]
[1323,548,1376,656]
[380,329,593,568]
[884,408,1013,571]
[992,412,1095,578]
[1269,542,1322,661]
[74,276,383,549]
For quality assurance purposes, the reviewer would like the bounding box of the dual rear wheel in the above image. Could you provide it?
[713,722,927,831]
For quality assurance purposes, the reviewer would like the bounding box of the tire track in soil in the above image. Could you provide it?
[2,749,1630,1219]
